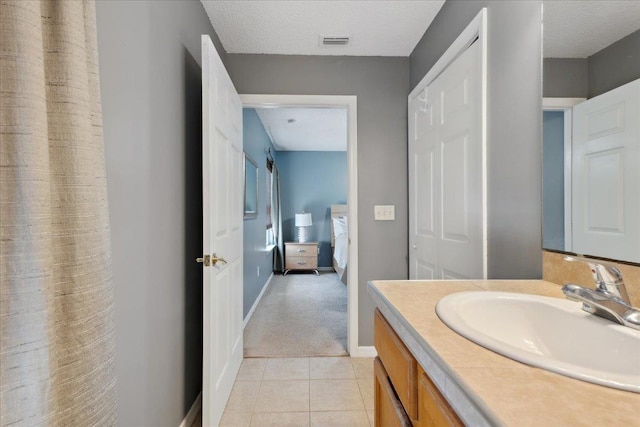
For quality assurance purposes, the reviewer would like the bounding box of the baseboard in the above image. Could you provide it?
[243,272,274,329]
[353,346,378,358]
[318,267,334,272]
[179,391,201,427]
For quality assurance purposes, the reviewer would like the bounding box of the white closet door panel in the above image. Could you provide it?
[572,79,640,262]
[436,41,483,279]
[441,132,469,241]
[409,89,440,279]
[416,150,435,236]
[441,267,469,280]
[409,40,483,280]
[417,261,437,280]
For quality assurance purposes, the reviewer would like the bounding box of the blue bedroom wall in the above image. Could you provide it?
[542,111,565,251]
[242,108,277,319]
[277,151,347,267]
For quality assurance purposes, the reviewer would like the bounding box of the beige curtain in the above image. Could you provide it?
[1,1,117,425]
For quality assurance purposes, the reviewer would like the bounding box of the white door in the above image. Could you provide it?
[572,79,640,263]
[201,35,244,426]
[409,88,438,279]
[436,40,483,279]
[409,40,485,280]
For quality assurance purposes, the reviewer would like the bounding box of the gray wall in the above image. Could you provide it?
[410,0,543,279]
[588,29,640,98]
[225,55,410,346]
[96,1,225,425]
[277,151,348,267]
[543,30,640,99]
[242,108,278,317]
[543,58,588,98]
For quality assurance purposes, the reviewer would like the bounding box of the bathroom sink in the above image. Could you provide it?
[436,291,640,393]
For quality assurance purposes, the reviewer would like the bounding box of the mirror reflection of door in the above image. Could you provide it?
[542,1,640,263]
[572,79,640,263]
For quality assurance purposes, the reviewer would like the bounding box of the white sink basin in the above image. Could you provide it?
[436,291,640,393]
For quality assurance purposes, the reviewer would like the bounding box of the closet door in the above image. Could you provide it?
[409,39,485,280]
[435,40,484,279]
[409,87,438,279]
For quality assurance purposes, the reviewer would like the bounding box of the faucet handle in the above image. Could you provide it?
[564,256,630,304]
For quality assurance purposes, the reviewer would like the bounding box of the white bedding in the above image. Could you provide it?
[332,216,348,283]
[333,233,348,271]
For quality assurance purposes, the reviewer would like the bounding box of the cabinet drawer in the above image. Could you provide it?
[286,243,317,257]
[374,357,412,427]
[285,256,318,270]
[418,366,463,427]
[374,309,418,420]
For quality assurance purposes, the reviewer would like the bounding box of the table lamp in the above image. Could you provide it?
[295,212,312,243]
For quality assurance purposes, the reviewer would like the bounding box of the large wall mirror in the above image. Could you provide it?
[244,153,258,219]
[542,1,640,264]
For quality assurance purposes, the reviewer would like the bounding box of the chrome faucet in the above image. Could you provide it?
[561,256,640,331]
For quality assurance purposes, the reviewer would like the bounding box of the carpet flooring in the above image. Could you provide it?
[243,272,348,357]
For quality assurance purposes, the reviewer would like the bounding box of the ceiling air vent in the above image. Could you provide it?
[320,36,350,46]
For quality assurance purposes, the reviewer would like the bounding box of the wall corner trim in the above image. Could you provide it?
[353,346,378,358]
[243,272,275,329]
[179,392,202,427]
[542,97,586,109]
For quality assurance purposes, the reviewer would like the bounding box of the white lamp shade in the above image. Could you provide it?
[295,212,312,227]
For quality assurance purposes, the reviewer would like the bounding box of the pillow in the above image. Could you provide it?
[332,216,348,237]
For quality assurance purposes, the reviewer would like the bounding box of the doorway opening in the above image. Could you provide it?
[240,94,359,357]
[542,97,585,252]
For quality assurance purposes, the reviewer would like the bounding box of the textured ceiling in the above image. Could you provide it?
[254,107,347,151]
[201,0,446,56]
[544,0,640,58]
[207,2,639,150]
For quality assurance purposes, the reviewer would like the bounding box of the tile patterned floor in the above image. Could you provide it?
[194,356,375,427]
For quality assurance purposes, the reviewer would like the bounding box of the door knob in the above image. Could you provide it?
[196,255,211,266]
[196,254,227,267]
[211,254,228,266]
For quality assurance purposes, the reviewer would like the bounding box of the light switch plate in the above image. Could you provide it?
[374,205,395,221]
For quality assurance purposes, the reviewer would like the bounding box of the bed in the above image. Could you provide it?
[330,204,348,284]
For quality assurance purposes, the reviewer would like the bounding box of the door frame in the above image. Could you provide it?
[240,94,360,356]
[542,97,585,251]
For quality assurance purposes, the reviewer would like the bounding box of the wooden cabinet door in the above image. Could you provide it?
[374,357,412,427]
[374,309,418,420]
[418,367,463,427]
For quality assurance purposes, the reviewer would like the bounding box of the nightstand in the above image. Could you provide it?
[284,242,319,275]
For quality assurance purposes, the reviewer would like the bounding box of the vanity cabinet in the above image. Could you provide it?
[374,357,412,427]
[374,308,462,427]
[417,366,463,427]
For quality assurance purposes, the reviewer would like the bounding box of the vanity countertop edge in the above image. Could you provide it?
[367,279,640,427]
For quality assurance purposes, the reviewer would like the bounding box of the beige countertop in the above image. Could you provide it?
[367,280,640,427]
